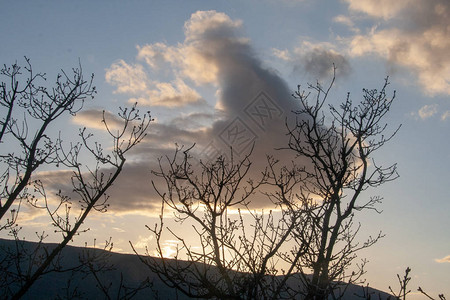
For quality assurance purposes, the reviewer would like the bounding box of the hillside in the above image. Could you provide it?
[0,238,393,299]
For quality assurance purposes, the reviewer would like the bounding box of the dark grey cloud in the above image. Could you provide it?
[34,164,160,216]
[397,0,449,32]
[273,41,351,82]
[300,48,351,80]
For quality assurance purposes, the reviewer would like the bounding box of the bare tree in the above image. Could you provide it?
[283,67,400,299]
[134,68,400,300]
[389,267,412,300]
[0,57,151,299]
[132,146,308,299]
[387,267,446,300]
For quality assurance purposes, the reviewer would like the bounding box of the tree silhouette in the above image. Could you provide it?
[135,68,400,299]
[132,146,292,299]
[0,57,151,299]
[282,68,400,299]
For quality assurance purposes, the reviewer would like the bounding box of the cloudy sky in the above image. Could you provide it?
[1,0,449,297]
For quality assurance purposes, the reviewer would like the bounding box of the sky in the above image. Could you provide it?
[1,0,449,298]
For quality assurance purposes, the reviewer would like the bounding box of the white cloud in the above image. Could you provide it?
[183,10,242,43]
[333,15,359,33]
[272,48,291,61]
[441,110,450,121]
[345,0,450,95]
[137,41,219,86]
[107,10,251,107]
[136,42,179,70]
[350,28,450,95]
[132,77,203,107]
[418,104,438,120]
[106,48,205,108]
[136,10,247,87]
[105,60,148,94]
[180,44,220,85]
[344,0,412,19]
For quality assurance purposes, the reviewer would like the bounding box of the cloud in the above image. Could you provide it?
[441,111,450,121]
[344,0,450,95]
[100,10,311,214]
[169,112,216,131]
[72,109,124,130]
[105,59,204,107]
[32,164,162,216]
[136,43,219,86]
[297,42,352,80]
[133,235,154,250]
[105,60,148,94]
[136,42,177,70]
[272,48,291,61]
[11,203,48,226]
[184,10,243,44]
[333,15,359,33]
[344,0,412,19]
[435,255,450,263]
[418,104,438,120]
[273,41,351,80]
[155,239,181,258]
[107,11,258,108]
[107,48,206,108]
[131,78,204,107]
[136,10,248,88]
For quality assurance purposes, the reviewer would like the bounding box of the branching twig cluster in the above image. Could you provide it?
[134,66,401,300]
[0,58,152,299]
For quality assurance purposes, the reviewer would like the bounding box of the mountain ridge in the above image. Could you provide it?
[0,238,393,299]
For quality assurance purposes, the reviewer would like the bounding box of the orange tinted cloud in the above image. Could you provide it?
[435,255,450,263]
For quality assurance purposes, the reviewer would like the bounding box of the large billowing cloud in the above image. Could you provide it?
[110,9,302,165]
[134,10,297,113]
[36,11,306,217]
[131,10,303,209]
[344,0,450,95]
